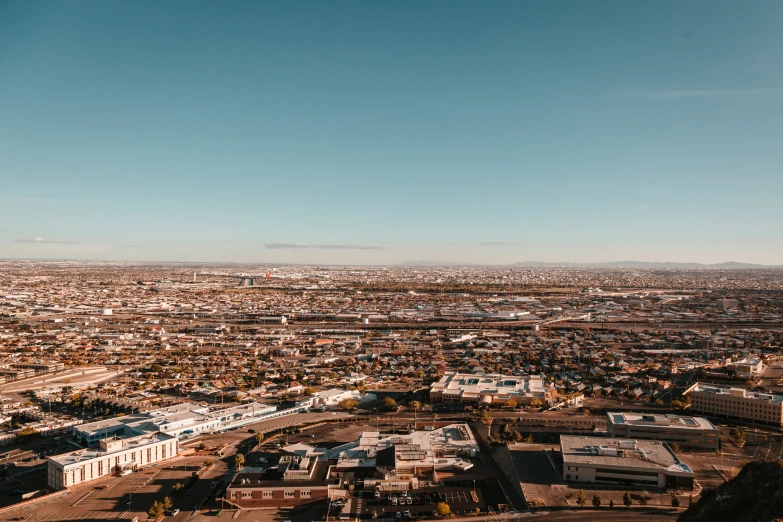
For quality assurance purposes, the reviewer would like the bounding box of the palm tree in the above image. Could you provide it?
[410,401,421,422]
[254,432,264,447]
[234,453,245,470]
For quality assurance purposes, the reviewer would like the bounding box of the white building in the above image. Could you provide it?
[726,357,764,377]
[560,435,694,490]
[606,412,720,451]
[429,371,551,406]
[47,433,178,490]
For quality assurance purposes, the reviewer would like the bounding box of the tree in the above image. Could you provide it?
[432,413,439,422]
[255,432,265,446]
[172,482,184,495]
[523,434,534,443]
[592,495,601,507]
[503,399,518,410]
[148,500,165,522]
[576,489,587,506]
[303,387,316,396]
[436,502,451,516]
[204,459,214,468]
[609,500,614,509]
[197,442,206,451]
[409,400,422,420]
[582,408,591,416]
[382,397,398,411]
[688,495,694,506]
[338,398,359,410]
[235,453,245,470]
[670,443,682,454]
[161,496,172,511]
[730,428,746,446]
[529,398,543,409]
[671,491,680,507]
[623,491,632,508]
[639,494,648,506]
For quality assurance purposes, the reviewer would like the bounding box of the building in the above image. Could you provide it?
[46,433,178,490]
[606,412,720,451]
[726,357,764,377]
[0,367,34,380]
[72,401,279,445]
[684,383,783,427]
[560,435,694,490]
[429,371,551,406]
[224,460,338,509]
[8,361,65,373]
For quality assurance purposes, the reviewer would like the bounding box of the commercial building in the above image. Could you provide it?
[46,433,178,490]
[560,435,694,490]
[684,383,783,427]
[725,357,764,377]
[9,361,65,373]
[72,401,279,445]
[606,412,720,451]
[429,371,551,406]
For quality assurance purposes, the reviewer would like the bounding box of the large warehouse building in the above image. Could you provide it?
[47,433,178,490]
[429,372,552,406]
[684,383,783,427]
[606,412,720,451]
[560,435,694,490]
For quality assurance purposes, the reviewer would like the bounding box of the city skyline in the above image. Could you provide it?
[2,1,782,264]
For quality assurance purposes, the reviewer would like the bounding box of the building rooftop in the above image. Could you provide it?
[48,432,174,467]
[607,412,717,431]
[687,383,783,403]
[560,435,693,474]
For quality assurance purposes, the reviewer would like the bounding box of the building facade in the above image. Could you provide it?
[46,433,178,490]
[560,436,694,490]
[685,383,783,427]
[606,412,720,451]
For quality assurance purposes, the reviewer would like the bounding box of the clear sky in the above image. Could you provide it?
[1,1,782,265]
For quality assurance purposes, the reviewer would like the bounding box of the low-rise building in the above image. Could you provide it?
[606,412,720,450]
[429,371,551,406]
[46,433,178,490]
[560,435,694,490]
[685,383,783,427]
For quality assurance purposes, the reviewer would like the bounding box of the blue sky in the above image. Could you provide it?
[1,1,781,264]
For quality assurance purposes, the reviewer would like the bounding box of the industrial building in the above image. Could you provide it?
[429,371,551,406]
[46,433,178,490]
[560,435,694,490]
[606,412,720,451]
[685,382,783,427]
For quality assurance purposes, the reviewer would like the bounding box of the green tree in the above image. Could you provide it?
[670,443,682,454]
[234,453,245,470]
[609,500,614,508]
[529,398,543,408]
[255,432,265,446]
[303,387,316,396]
[671,491,680,507]
[523,434,534,443]
[204,459,214,468]
[410,400,422,420]
[639,494,648,506]
[592,495,601,507]
[623,491,632,508]
[576,489,587,506]
[172,482,184,495]
[197,442,206,451]
[436,502,451,516]
[148,500,165,522]
[161,496,172,511]
[382,397,398,411]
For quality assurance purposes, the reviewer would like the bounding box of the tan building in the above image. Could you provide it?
[684,383,783,427]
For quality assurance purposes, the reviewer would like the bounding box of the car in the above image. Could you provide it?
[403,510,411,519]
[248,428,256,433]
[374,490,381,499]
[391,496,398,506]
[210,482,217,489]
[171,509,179,516]
[395,512,402,520]
[11,489,23,495]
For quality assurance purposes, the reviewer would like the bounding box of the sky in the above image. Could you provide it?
[1,1,782,265]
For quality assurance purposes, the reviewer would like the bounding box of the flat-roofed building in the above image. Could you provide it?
[606,412,720,451]
[46,433,178,490]
[684,382,783,427]
[429,371,551,406]
[560,435,694,490]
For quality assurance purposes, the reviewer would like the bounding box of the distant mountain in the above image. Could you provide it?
[399,260,472,266]
[514,260,781,269]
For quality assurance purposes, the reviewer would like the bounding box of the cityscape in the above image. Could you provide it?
[0,262,781,521]
[2,1,782,521]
